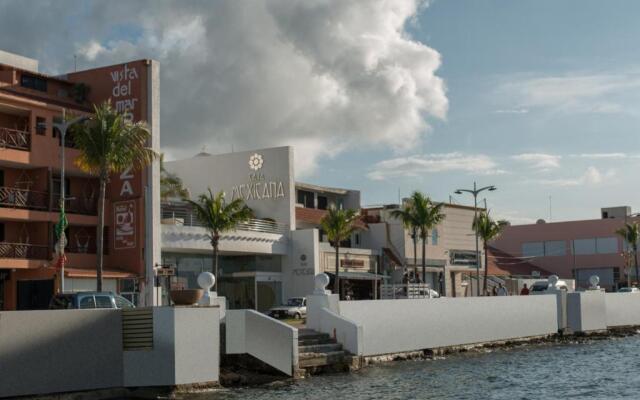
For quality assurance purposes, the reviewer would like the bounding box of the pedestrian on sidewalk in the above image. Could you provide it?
[496,283,508,296]
[520,283,530,296]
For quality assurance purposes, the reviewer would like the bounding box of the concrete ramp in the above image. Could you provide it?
[226,310,299,375]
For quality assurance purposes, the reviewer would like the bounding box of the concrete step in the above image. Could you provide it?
[299,343,343,353]
[298,336,336,346]
[298,350,347,368]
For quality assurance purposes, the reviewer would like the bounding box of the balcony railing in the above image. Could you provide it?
[0,186,48,210]
[0,242,49,260]
[0,127,30,151]
[52,195,98,216]
[161,205,289,235]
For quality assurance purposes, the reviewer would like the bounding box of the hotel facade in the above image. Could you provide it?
[161,146,483,310]
[489,206,639,291]
[0,50,160,310]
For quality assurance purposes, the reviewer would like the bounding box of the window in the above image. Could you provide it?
[20,74,47,92]
[573,238,596,255]
[297,190,314,208]
[596,237,618,254]
[354,233,360,246]
[544,240,566,256]
[52,177,71,197]
[94,296,113,309]
[36,117,46,135]
[317,196,328,210]
[522,242,544,257]
[79,296,96,309]
[432,229,439,246]
[115,295,134,309]
[0,223,5,242]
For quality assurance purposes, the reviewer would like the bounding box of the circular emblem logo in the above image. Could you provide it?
[249,153,264,171]
[300,254,307,261]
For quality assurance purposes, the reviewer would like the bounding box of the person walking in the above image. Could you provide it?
[520,283,530,295]
[496,283,508,296]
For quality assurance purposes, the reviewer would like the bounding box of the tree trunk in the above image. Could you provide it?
[212,234,220,291]
[95,175,107,292]
[421,234,426,285]
[634,246,639,287]
[413,232,417,270]
[483,244,489,295]
[334,244,340,299]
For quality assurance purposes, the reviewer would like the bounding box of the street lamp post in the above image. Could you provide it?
[455,182,497,296]
[52,110,87,293]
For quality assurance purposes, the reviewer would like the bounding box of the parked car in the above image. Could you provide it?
[268,297,306,319]
[49,292,135,310]
[617,287,640,293]
[530,280,569,295]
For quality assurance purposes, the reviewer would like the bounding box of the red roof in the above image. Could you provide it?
[295,207,368,229]
[486,246,553,277]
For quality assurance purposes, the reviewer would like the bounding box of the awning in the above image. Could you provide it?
[64,267,138,279]
[327,271,387,281]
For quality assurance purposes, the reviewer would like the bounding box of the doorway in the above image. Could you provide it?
[17,279,54,310]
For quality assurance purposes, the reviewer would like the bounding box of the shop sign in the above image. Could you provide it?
[231,153,286,201]
[341,259,365,268]
[110,64,139,122]
[114,200,136,249]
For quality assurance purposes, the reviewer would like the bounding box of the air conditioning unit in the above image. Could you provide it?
[531,270,541,278]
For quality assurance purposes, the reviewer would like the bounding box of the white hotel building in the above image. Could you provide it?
[160,146,481,310]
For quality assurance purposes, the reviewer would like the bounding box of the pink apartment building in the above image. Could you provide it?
[489,206,639,291]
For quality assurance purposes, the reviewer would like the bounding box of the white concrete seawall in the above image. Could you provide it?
[308,289,640,358]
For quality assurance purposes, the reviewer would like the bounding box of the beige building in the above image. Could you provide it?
[362,202,483,297]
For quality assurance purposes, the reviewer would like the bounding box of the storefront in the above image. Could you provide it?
[161,252,284,311]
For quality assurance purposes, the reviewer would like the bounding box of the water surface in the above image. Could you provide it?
[184,335,640,399]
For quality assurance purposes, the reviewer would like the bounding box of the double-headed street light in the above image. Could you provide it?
[455,182,497,297]
[52,110,88,293]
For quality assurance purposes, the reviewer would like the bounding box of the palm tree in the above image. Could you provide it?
[320,205,359,298]
[473,211,508,295]
[391,201,418,270]
[410,192,445,284]
[73,101,157,291]
[160,154,189,200]
[616,222,640,286]
[186,189,253,290]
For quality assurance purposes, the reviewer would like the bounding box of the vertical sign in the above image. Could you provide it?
[114,200,136,249]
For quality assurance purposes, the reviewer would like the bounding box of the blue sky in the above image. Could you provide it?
[308,0,640,223]
[0,0,637,224]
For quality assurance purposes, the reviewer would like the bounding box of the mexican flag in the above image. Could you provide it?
[54,207,68,269]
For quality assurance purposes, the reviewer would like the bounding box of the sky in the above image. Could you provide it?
[0,0,638,224]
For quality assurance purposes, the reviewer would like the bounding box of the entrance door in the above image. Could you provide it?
[17,279,54,310]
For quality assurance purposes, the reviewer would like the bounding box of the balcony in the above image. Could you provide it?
[0,186,48,210]
[53,196,98,216]
[0,242,49,260]
[161,203,288,235]
[0,127,30,151]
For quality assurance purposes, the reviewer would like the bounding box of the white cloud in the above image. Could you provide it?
[498,72,640,114]
[0,0,447,178]
[570,153,634,159]
[494,108,529,114]
[535,166,615,187]
[511,153,561,170]
[367,152,504,181]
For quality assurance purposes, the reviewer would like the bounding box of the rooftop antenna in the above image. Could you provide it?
[74,54,77,72]
[549,195,552,222]
[398,188,401,205]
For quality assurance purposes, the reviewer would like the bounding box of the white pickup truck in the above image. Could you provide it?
[268,297,307,319]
